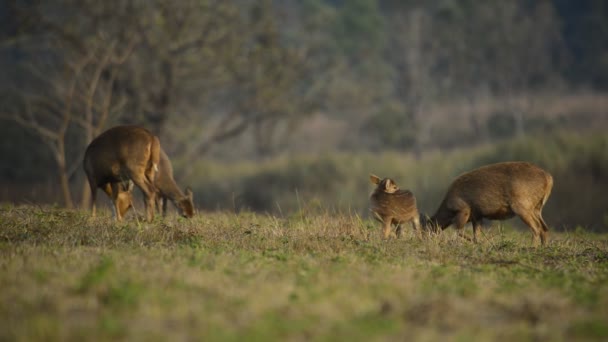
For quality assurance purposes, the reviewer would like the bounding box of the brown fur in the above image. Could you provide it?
[115,148,195,218]
[429,161,553,246]
[369,174,421,239]
[114,181,135,219]
[83,125,160,222]
[154,149,195,218]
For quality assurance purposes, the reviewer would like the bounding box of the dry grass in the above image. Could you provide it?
[1,205,608,341]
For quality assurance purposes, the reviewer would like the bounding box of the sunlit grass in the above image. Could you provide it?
[1,205,607,340]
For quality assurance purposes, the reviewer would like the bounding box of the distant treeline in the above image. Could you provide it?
[0,0,607,211]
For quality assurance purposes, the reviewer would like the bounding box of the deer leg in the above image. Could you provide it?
[382,217,393,240]
[99,183,117,220]
[453,209,472,241]
[154,195,168,217]
[530,212,549,246]
[517,212,543,247]
[162,196,168,217]
[88,180,98,218]
[537,214,549,246]
[395,223,403,238]
[535,202,550,246]
[411,216,422,238]
[155,194,163,215]
[129,173,156,223]
[109,182,124,221]
[513,202,545,247]
[472,218,483,243]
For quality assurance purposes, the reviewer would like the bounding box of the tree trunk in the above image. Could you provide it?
[56,142,74,208]
[81,180,91,209]
[468,94,487,143]
[412,102,427,160]
[80,119,94,208]
[146,59,173,137]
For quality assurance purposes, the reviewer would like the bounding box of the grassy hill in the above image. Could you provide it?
[1,206,607,340]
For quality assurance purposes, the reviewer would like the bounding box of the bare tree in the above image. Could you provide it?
[385,8,441,156]
[0,38,133,207]
[488,1,565,136]
[1,0,316,206]
[0,0,139,207]
[433,1,566,138]
[382,1,565,149]
[158,0,314,164]
[0,69,78,207]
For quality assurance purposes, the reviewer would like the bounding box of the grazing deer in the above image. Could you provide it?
[369,174,421,239]
[427,161,553,246]
[113,148,195,218]
[154,148,195,218]
[83,125,160,222]
[111,180,135,220]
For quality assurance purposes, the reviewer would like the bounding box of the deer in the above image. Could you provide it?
[113,148,195,219]
[425,161,553,246]
[83,125,160,222]
[369,174,421,239]
[153,148,195,218]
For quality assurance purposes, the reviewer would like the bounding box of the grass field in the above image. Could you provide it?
[1,205,608,341]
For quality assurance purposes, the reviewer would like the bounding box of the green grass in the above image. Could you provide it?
[1,205,608,341]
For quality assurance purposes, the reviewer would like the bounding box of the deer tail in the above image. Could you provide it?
[149,136,161,178]
[544,173,553,206]
[538,173,553,233]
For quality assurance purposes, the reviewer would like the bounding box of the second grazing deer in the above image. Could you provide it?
[114,148,195,218]
[427,161,553,246]
[153,148,195,217]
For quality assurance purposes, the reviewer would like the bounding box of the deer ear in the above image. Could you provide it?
[369,174,381,185]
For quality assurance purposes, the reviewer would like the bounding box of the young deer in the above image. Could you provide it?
[427,161,553,246]
[369,174,421,239]
[83,125,160,222]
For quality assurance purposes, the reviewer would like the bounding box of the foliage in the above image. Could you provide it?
[0,0,315,204]
[486,111,518,139]
[553,0,608,88]
[332,0,386,59]
[363,102,418,150]
[0,0,608,216]
[1,206,608,340]
[187,132,608,231]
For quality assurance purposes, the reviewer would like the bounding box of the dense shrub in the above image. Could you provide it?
[362,106,417,151]
[486,111,517,139]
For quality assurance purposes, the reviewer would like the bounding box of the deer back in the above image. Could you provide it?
[370,188,419,222]
[84,125,159,186]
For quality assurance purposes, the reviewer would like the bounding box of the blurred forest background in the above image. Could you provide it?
[0,0,607,230]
